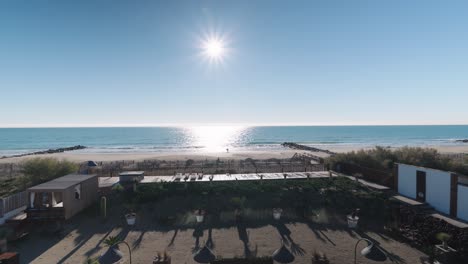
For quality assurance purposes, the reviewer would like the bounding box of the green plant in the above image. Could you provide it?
[21,158,78,185]
[436,232,452,249]
[104,236,121,247]
[83,257,99,264]
[436,232,452,243]
[326,146,468,176]
[112,183,124,192]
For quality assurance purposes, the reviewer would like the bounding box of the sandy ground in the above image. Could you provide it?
[0,144,467,164]
[12,211,426,264]
[0,149,311,164]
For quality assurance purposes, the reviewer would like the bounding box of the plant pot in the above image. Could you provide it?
[273,209,283,220]
[195,215,204,223]
[0,238,7,253]
[347,215,359,228]
[100,245,123,263]
[126,213,136,226]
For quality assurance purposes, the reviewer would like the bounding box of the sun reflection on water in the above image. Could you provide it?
[184,126,248,152]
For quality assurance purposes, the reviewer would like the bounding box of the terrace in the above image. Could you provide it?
[10,175,429,263]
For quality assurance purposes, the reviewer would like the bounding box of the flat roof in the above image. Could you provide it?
[119,171,144,176]
[28,174,97,191]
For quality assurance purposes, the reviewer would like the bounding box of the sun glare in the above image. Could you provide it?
[204,38,224,59]
[198,32,230,66]
[186,126,246,152]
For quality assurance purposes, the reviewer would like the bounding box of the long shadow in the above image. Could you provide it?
[192,225,204,253]
[132,230,147,250]
[84,227,115,257]
[57,216,122,264]
[206,227,214,249]
[237,222,253,257]
[12,224,68,264]
[13,196,408,263]
[273,221,305,256]
[167,229,179,248]
[305,221,336,246]
[318,229,336,246]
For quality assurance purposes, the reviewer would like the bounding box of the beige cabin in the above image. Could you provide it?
[26,174,98,220]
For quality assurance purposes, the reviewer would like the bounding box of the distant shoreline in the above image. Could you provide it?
[0,144,466,164]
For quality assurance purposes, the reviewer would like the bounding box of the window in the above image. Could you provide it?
[75,184,81,200]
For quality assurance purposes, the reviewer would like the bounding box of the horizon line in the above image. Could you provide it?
[1,122,468,128]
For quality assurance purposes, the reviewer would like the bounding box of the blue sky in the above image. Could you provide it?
[1,0,467,127]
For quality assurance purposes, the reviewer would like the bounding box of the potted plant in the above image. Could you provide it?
[436,232,452,250]
[273,208,283,220]
[153,251,171,264]
[100,236,124,263]
[312,251,330,264]
[124,202,137,226]
[347,208,360,228]
[195,209,206,223]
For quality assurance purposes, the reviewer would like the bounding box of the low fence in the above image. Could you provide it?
[0,191,28,218]
[89,159,325,177]
[335,162,395,188]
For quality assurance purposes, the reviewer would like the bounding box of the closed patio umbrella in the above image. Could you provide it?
[272,241,294,263]
[193,245,216,263]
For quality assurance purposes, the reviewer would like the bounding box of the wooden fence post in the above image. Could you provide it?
[0,199,4,218]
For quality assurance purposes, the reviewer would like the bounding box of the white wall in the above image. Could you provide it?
[398,164,451,214]
[398,164,417,199]
[425,170,451,214]
[457,185,468,221]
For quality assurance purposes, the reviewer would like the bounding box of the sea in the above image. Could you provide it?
[0,126,467,156]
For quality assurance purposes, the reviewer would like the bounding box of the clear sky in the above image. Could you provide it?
[1,0,467,127]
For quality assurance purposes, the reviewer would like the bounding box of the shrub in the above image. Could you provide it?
[103,236,121,247]
[21,158,78,185]
[326,146,468,175]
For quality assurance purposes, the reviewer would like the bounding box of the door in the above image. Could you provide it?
[416,171,426,202]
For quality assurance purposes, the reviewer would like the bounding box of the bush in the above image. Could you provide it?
[21,157,78,185]
[326,146,468,175]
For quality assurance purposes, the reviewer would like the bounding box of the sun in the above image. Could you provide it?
[204,38,224,59]
[197,33,230,66]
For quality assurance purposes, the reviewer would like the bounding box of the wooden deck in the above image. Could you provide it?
[99,171,332,187]
[141,171,331,183]
[26,207,65,220]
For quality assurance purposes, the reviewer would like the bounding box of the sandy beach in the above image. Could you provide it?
[0,144,467,164]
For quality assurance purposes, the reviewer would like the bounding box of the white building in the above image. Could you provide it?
[395,163,468,222]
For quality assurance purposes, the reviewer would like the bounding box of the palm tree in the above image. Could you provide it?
[98,236,132,264]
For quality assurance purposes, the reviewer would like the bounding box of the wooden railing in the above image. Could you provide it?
[26,207,65,220]
[0,191,28,218]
